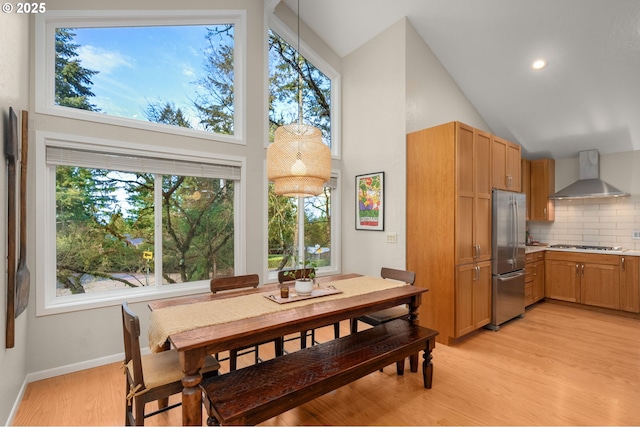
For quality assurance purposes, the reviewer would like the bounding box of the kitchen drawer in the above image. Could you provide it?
[525,251,544,263]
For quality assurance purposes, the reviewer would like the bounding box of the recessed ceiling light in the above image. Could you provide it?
[532,59,547,70]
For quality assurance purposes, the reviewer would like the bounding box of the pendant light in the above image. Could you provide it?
[267,0,331,197]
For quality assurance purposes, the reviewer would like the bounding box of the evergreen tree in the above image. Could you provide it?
[55,28,99,111]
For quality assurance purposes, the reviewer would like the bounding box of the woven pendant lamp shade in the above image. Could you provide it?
[267,123,331,197]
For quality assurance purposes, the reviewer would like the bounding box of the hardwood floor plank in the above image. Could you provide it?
[12,303,640,426]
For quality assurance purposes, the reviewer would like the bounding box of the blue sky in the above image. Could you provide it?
[71,25,218,127]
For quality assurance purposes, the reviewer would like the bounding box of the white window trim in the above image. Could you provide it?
[35,130,247,316]
[35,10,247,145]
[263,167,341,283]
[266,12,342,159]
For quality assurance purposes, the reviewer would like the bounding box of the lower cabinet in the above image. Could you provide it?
[455,261,491,337]
[525,251,545,306]
[620,256,640,313]
[545,252,620,309]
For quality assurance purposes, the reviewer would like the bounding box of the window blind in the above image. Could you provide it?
[46,146,241,181]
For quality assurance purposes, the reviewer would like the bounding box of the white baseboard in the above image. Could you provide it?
[25,351,126,383]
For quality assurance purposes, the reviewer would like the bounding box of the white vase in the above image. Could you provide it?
[294,279,314,296]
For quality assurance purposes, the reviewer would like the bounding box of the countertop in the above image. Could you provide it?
[525,245,640,256]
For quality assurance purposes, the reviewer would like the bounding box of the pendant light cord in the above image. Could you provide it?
[297,0,303,125]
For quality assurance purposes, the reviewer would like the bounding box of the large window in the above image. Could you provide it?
[37,134,243,315]
[267,19,341,278]
[36,11,246,143]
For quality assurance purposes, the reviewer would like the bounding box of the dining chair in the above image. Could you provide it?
[349,267,416,375]
[210,274,284,370]
[278,268,340,348]
[121,301,220,426]
[350,267,416,334]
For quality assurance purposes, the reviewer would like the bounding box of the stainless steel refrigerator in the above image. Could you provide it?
[487,189,526,330]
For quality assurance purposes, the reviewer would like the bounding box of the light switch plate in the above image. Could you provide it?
[633,230,640,240]
[386,232,397,243]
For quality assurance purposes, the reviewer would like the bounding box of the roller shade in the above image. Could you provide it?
[46,146,241,181]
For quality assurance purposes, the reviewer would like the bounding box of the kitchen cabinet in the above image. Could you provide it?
[521,159,531,220]
[407,121,492,345]
[530,158,555,221]
[492,136,521,192]
[524,251,544,306]
[456,261,492,336]
[545,251,620,309]
[620,256,640,313]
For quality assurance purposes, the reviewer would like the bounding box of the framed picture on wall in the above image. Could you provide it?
[355,172,384,231]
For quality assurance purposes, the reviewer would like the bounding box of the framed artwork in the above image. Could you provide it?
[356,172,384,231]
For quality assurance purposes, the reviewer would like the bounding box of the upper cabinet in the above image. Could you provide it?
[521,159,531,220]
[530,158,555,221]
[491,136,521,192]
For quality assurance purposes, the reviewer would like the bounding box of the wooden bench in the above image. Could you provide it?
[200,319,439,426]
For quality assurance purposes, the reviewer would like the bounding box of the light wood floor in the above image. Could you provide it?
[12,302,640,426]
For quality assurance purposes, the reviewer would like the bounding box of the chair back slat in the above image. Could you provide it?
[121,301,145,388]
[381,267,416,285]
[210,274,260,293]
[277,268,316,284]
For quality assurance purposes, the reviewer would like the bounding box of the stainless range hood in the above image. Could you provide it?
[549,150,629,199]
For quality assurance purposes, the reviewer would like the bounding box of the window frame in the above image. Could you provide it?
[35,9,247,145]
[266,13,341,158]
[35,130,247,316]
[264,171,341,283]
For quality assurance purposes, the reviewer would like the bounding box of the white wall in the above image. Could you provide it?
[23,0,269,376]
[341,18,488,276]
[0,8,30,425]
[529,151,640,250]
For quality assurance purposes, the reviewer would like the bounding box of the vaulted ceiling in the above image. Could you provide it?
[284,0,640,159]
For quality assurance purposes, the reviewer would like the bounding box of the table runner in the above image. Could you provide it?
[148,276,405,352]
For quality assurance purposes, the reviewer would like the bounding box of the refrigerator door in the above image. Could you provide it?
[492,190,526,275]
[488,270,526,330]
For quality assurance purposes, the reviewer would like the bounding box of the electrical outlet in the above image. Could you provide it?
[633,230,640,240]
[386,232,397,243]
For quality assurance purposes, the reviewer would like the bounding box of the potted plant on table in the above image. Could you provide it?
[284,254,317,296]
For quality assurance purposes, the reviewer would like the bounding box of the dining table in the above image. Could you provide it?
[147,273,428,425]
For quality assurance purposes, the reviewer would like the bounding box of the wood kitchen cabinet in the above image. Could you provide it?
[521,159,531,220]
[525,251,544,306]
[530,158,555,221]
[620,256,640,313]
[545,251,620,309]
[455,261,492,336]
[407,121,492,345]
[492,135,521,192]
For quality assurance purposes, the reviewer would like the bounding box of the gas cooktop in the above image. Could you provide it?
[549,244,623,251]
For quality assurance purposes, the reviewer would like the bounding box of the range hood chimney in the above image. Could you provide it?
[549,150,629,199]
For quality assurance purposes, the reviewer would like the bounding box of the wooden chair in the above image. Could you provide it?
[210,274,284,370]
[349,267,417,374]
[121,301,220,426]
[278,268,340,348]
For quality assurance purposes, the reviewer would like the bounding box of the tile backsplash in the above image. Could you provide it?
[527,196,640,250]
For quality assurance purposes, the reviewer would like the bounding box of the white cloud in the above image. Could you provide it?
[77,45,133,74]
[182,65,195,77]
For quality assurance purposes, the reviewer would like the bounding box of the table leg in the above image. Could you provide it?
[180,350,206,426]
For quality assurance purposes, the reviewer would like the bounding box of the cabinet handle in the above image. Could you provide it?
[532,265,537,276]
[507,175,512,188]
[475,266,480,281]
[576,264,579,277]
[622,257,626,272]
[544,207,547,216]
[581,264,585,278]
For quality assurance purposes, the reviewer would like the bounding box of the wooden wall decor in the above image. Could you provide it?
[15,110,29,318]
[5,107,18,348]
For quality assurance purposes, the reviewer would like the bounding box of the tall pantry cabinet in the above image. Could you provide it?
[407,121,492,345]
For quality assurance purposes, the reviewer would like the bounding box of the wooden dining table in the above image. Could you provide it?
[147,273,428,426]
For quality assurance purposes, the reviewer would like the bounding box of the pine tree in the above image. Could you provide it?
[55,28,99,111]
